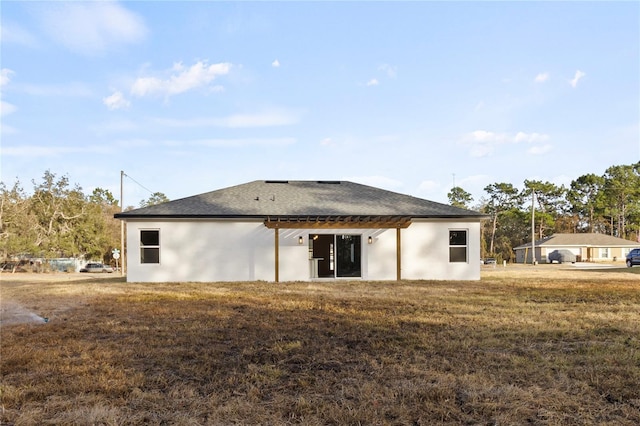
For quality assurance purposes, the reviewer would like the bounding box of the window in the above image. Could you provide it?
[599,248,609,259]
[140,230,160,264]
[449,230,468,263]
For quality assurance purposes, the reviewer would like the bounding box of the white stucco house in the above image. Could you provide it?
[115,180,487,282]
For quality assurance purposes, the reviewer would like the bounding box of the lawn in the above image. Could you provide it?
[1,266,639,425]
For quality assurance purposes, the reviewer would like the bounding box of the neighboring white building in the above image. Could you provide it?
[115,180,487,282]
[514,233,640,264]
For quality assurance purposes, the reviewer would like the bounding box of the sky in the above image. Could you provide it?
[1,1,639,208]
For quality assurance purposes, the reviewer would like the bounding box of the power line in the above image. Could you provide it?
[123,172,155,195]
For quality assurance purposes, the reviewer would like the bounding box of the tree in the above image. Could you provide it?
[86,188,121,262]
[447,186,473,209]
[523,180,567,239]
[29,171,87,258]
[140,192,169,208]
[89,188,118,206]
[602,164,640,238]
[0,180,38,260]
[482,183,521,254]
[494,208,529,262]
[567,174,605,233]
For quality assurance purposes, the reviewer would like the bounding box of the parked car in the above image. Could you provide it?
[80,262,114,273]
[548,249,576,264]
[483,258,497,265]
[627,248,640,267]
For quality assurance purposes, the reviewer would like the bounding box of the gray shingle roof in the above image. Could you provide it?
[514,233,639,249]
[115,180,485,219]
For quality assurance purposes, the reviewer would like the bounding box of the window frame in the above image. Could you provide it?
[140,229,160,264]
[449,229,468,263]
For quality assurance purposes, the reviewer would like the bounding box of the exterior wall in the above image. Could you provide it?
[401,220,481,280]
[124,218,482,282]
[366,228,397,280]
[592,246,637,262]
[515,247,543,264]
[126,219,275,283]
[515,245,638,263]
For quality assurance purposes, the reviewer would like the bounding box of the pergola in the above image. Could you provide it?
[264,215,413,282]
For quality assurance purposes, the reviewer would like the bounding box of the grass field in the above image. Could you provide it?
[1,265,639,425]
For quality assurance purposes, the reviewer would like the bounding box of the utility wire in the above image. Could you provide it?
[123,172,155,195]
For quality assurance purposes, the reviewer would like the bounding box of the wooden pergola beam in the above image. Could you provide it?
[264,216,411,229]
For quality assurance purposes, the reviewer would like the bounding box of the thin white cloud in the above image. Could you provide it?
[1,68,15,87]
[103,91,131,110]
[320,137,334,146]
[175,137,297,148]
[514,132,549,143]
[34,1,147,55]
[527,144,552,155]
[378,64,397,79]
[468,144,494,158]
[1,144,111,157]
[20,83,93,97]
[569,70,586,88]
[0,101,17,117]
[222,111,296,128]
[272,59,280,68]
[363,64,398,87]
[467,130,510,144]
[152,109,300,128]
[534,72,549,83]
[0,124,18,135]
[0,22,38,47]
[0,69,16,119]
[89,119,139,134]
[462,130,551,157]
[115,138,151,148]
[131,61,232,98]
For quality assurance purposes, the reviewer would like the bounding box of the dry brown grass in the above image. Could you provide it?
[1,265,639,425]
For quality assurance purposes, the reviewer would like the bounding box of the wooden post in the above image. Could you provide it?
[274,228,279,282]
[531,191,536,265]
[396,227,401,281]
[120,170,125,276]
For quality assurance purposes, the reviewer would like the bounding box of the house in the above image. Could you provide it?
[114,180,487,282]
[514,233,640,264]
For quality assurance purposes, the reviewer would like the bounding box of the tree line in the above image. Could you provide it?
[0,170,167,266]
[448,162,640,262]
[1,164,639,265]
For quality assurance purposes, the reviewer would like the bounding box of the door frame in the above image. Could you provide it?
[309,233,362,279]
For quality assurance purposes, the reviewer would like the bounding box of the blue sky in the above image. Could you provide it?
[1,1,638,207]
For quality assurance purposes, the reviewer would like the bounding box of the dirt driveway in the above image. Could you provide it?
[1,272,124,326]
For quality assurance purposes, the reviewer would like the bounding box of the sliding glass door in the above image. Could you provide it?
[310,234,361,278]
[335,235,361,277]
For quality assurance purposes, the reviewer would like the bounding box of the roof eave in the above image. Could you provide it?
[114,213,488,220]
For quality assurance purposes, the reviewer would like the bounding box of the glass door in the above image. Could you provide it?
[310,234,362,278]
[336,235,361,277]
